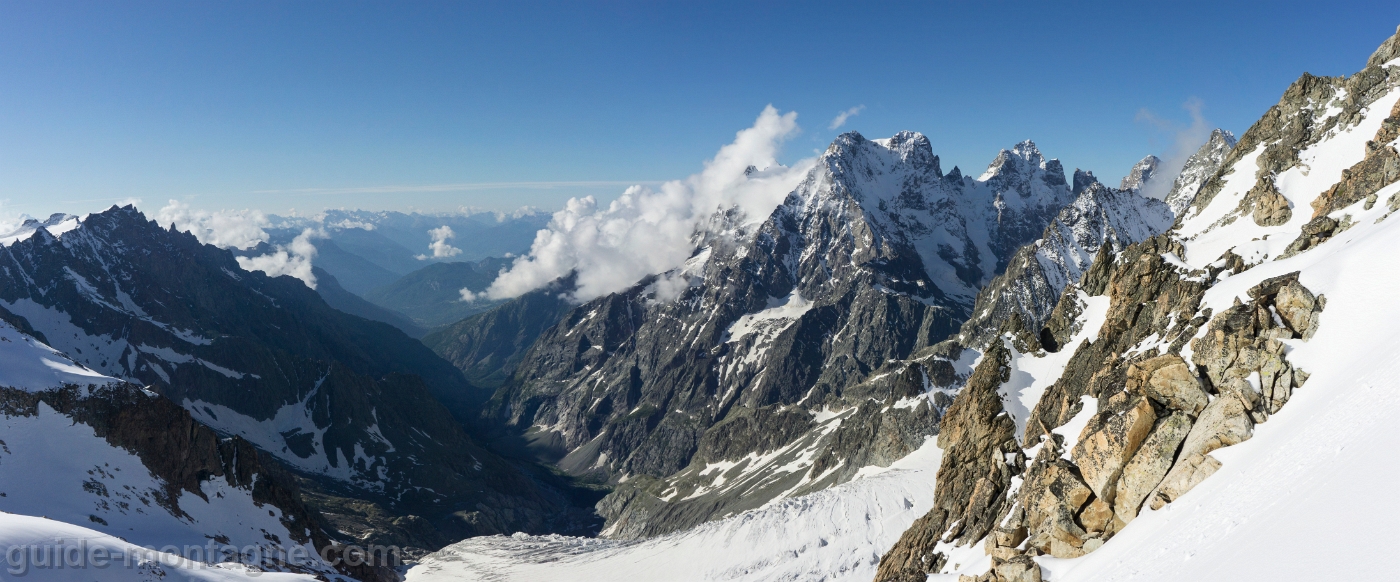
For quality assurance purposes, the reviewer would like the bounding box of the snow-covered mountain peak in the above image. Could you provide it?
[979,139,1052,179]
[977,140,1069,213]
[0,212,79,246]
[870,130,942,174]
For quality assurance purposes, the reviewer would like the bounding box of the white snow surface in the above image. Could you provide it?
[725,289,813,344]
[0,321,117,391]
[0,213,79,246]
[0,513,318,581]
[998,291,1109,440]
[408,439,944,582]
[0,403,316,559]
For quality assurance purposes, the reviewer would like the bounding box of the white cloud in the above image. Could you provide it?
[417,225,462,260]
[155,200,270,249]
[235,228,326,289]
[1135,98,1213,201]
[459,288,479,302]
[155,200,324,288]
[828,105,866,130]
[486,105,814,302]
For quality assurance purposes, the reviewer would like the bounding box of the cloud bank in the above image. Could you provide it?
[155,200,270,249]
[417,225,462,260]
[155,200,323,288]
[485,105,814,302]
[236,228,326,288]
[1135,98,1214,201]
[828,105,865,130]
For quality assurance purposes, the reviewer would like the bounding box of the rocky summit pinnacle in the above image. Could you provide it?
[1120,155,1161,191]
[1073,168,1100,194]
[1164,128,1238,216]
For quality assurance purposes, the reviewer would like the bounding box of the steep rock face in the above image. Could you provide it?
[1163,129,1237,216]
[872,342,1020,581]
[876,241,1323,579]
[958,180,1173,349]
[480,132,1072,538]
[0,207,573,548]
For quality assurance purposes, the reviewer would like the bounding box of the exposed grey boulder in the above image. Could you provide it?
[994,555,1043,582]
[1275,279,1324,340]
[1251,184,1293,226]
[1023,455,1093,558]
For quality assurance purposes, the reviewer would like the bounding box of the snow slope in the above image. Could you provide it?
[407,441,943,582]
[0,513,318,581]
[0,322,334,580]
[0,320,117,391]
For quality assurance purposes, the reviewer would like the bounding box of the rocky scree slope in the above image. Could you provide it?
[873,25,1400,582]
[0,207,583,553]
[465,132,1081,539]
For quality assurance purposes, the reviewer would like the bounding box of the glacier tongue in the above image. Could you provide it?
[406,439,945,582]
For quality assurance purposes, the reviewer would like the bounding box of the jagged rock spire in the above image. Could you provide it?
[1120,155,1161,191]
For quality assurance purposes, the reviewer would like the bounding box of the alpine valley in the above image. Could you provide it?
[2,22,1399,582]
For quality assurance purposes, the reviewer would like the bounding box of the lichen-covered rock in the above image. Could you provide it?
[1275,279,1325,340]
[1021,449,1093,558]
[1150,393,1253,508]
[1078,497,1115,533]
[1128,355,1208,416]
[1113,412,1193,523]
[1193,273,1317,417]
[1071,395,1157,504]
[994,555,1043,582]
[1250,182,1293,226]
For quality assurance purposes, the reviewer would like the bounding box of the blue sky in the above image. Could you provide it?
[2,1,1398,217]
